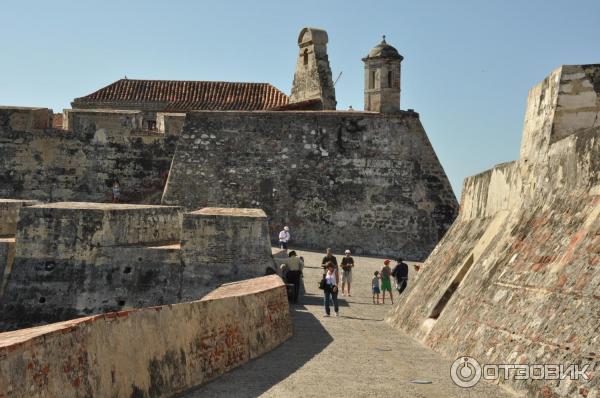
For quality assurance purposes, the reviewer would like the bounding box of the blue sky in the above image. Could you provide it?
[2,0,599,197]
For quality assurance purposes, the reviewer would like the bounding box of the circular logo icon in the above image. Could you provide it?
[450,356,482,388]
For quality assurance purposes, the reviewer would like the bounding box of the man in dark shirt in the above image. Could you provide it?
[392,257,409,295]
[321,248,338,270]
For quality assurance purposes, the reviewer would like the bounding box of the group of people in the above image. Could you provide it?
[371,258,408,305]
[320,249,409,316]
[277,226,410,318]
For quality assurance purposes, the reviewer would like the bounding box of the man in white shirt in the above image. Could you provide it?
[278,226,290,252]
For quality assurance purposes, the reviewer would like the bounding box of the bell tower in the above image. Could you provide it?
[290,27,337,110]
[362,35,403,113]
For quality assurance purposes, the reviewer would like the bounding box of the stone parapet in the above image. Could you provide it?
[16,203,182,260]
[0,106,52,133]
[181,207,274,301]
[0,275,292,398]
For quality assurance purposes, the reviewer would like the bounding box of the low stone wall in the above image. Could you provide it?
[387,65,600,397]
[0,275,292,398]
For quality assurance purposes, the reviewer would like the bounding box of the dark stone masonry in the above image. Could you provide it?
[0,107,177,204]
[162,111,458,260]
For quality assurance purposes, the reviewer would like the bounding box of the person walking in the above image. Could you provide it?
[321,248,338,270]
[323,261,339,317]
[392,257,409,295]
[380,259,394,304]
[286,251,304,303]
[340,249,355,296]
[111,181,121,203]
[278,226,290,252]
[372,271,381,304]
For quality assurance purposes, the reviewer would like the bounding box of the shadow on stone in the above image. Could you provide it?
[178,305,333,397]
[298,293,349,307]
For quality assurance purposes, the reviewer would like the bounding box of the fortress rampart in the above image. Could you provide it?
[0,104,457,260]
[0,275,292,398]
[162,110,458,260]
[388,64,600,397]
[0,203,275,331]
[0,107,180,204]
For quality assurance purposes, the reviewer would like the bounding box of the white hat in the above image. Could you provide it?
[284,226,289,231]
[344,249,351,254]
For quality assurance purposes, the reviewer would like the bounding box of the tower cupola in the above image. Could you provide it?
[362,36,403,113]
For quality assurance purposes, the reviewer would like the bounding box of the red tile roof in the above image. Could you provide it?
[73,79,289,111]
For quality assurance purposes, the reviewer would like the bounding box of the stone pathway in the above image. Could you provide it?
[182,250,516,398]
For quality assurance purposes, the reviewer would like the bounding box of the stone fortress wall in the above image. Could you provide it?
[0,202,275,331]
[0,105,457,260]
[0,200,40,297]
[0,106,182,204]
[162,110,457,260]
[0,275,292,398]
[387,64,600,397]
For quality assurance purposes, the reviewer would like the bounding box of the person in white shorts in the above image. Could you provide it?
[341,249,355,296]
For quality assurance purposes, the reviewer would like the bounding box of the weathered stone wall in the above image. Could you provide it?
[157,112,186,136]
[0,107,177,204]
[387,65,600,397]
[0,203,182,330]
[63,109,143,137]
[0,200,39,298]
[0,106,52,133]
[0,199,39,237]
[0,203,276,331]
[0,275,292,398]
[181,208,274,301]
[17,203,182,258]
[162,110,458,260]
[520,64,600,163]
[0,239,15,295]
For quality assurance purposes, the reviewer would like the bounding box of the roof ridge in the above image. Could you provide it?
[73,78,290,111]
[113,78,278,85]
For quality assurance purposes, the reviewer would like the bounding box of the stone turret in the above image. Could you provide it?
[362,36,403,113]
[289,27,337,110]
